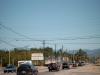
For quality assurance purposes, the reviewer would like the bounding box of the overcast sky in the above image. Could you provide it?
[0,0,100,50]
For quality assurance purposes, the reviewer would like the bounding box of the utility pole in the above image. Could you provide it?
[73,50,75,62]
[12,59,14,65]
[55,44,57,62]
[25,50,27,60]
[43,40,45,64]
[0,57,2,67]
[55,44,56,57]
[9,50,11,65]
[43,40,45,50]
[61,45,63,62]
[62,45,63,56]
[43,40,45,54]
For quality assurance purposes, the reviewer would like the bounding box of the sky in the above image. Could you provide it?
[0,0,100,50]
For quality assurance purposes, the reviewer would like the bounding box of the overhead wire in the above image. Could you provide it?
[0,24,100,47]
[57,36,100,40]
[45,42,100,45]
[0,39,17,47]
[1,24,100,41]
[0,24,42,42]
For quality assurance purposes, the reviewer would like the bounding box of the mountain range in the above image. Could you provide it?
[85,49,100,57]
[69,49,100,57]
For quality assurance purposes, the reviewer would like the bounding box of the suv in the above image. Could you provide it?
[48,63,60,72]
[4,64,16,73]
[62,62,70,69]
[17,64,38,75]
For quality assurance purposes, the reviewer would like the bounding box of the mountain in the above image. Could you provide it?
[86,49,100,57]
[68,49,100,57]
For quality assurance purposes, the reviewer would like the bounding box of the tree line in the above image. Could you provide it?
[0,47,89,66]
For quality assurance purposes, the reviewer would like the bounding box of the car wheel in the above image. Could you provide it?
[56,68,59,71]
[34,71,38,75]
[49,69,50,72]
[11,71,14,73]
[49,69,52,72]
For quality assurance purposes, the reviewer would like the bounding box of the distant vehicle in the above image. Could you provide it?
[17,64,38,75]
[78,61,85,66]
[62,62,70,69]
[81,61,85,65]
[72,62,78,67]
[4,64,16,73]
[78,62,83,66]
[48,63,60,72]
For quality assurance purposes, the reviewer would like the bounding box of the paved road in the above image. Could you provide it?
[38,64,100,75]
[0,64,100,75]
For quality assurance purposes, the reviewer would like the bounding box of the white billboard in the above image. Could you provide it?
[31,53,44,60]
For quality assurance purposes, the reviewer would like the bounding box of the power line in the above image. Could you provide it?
[57,36,100,40]
[0,24,40,41]
[1,24,100,46]
[14,36,100,41]
[63,43,100,44]
[1,24,100,41]
[0,24,55,43]
[45,42,100,45]
[0,39,17,47]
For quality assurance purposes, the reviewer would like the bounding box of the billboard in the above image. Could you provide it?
[31,53,44,60]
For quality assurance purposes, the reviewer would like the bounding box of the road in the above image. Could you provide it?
[0,64,100,75]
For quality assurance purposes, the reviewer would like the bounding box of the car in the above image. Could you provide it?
[4,64,16,73]
[78,61,85,66]
[62,62,70,69]
[78,62,83,66]
[17,64,38,75]
[72,62,78,67]
[48,63,60,72]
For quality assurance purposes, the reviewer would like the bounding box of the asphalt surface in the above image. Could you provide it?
[0,64,100,75]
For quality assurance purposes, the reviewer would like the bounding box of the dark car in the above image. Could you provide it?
[4,64,16,73]
[62,62,70,69]
[17,64,38,75]
[48,63,60,72]
[78,61,85,66]
[78,62,83,66]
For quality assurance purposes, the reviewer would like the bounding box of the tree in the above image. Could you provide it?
[75,49,88,62]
